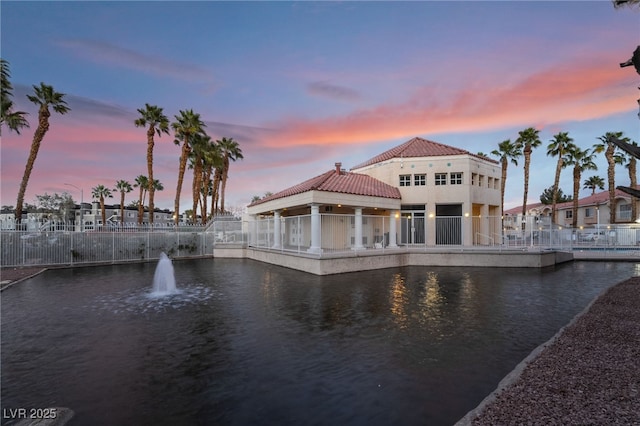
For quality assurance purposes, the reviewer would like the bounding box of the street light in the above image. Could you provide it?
[64,183,83,231]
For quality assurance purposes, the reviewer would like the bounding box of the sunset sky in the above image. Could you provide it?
[2,1,639,214]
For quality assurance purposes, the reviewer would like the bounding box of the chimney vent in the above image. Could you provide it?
[335,162,342,175]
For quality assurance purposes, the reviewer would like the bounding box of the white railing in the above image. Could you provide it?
[4,214,640,267]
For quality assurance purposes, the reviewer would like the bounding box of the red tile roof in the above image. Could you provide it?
[351,137,498,169]
[504,187,636,215]
[248,169,401,207]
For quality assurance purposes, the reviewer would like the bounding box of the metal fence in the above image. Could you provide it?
[3,215,640,267]
[247,214,640,256]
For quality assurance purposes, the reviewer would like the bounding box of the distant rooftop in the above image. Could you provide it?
[351,137,497,170]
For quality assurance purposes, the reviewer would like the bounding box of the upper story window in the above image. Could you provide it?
[435,173,447,186]
[450,172,463,185]
[585,208,593,218]
[399,175,411,187]
[565,210,573,219]
[414,174,426,186]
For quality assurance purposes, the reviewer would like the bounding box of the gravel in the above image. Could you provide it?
[458,277,640,425]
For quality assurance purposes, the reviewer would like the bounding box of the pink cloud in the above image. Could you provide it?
[261,53,637,148]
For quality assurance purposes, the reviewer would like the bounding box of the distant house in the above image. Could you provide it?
[504,187,639,229]
[247,137,502,249]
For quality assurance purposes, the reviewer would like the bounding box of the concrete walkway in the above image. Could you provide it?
[457,277,640,425]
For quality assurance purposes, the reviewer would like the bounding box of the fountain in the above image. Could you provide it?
[152,252,177,295]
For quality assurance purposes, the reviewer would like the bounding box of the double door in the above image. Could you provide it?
[400,211,425,244]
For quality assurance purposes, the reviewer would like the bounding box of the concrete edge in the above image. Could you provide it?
[0,268,48,291]
[453,279,624,426]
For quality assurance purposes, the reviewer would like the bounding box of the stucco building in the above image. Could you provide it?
[247,137,502,250]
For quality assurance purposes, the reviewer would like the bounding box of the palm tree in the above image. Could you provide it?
[491,139,521,216]
[15,83,70,225]
[621,140,639,221]
[134,175,149,225]
[218,137,244,214]
[189,133,211,223]
[546,132,574,224]
[202,140,222,221]
[515,127,542,225]
[92,184,113,230]
[172,109,206,225]
[134,104,169,224]
[594,132,629,224]
[566,146,597,228]
[114,180,133,228]
[583,176,605,195]
[1,59,29,134]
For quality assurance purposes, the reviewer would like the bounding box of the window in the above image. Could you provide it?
[471,173,477,186]
[494,178,500,190]
[399,174,411,187]
[488,177,493,188]
[565,210,573,219]
[619,204,632,220]
[478,175,484,187]
[450,172,463,185]
[414,174,426,186]
[585,208,592,218]
[435,173,447,186]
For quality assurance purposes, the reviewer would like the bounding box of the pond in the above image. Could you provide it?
[2,259,638,425]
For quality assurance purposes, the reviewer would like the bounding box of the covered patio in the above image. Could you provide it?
[246,163,402,253]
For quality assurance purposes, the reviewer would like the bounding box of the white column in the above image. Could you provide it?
[272,210,281,249]
[249,215,257,246]
[308,204,322,253]
[353,207,364,250]
[388,210,398,248]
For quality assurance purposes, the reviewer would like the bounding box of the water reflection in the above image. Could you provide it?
[390,273,408,329]
[2,260,639,426]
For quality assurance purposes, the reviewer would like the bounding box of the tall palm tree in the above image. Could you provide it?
[566,146,597,228]
[189,133,211,223]
[171,109,206,225]
[114,179,133,228]
[491,139,521,216]
[515,127,542,225]
[134,104,169,224]
[134,175,149,225]
[92,184,113,230]
[583,176,605,195]
[15,83,70,225]
[1,59,29,134]
[621,140,639,221]
[546,132,574,224]
[594,132,629,224]
[202,140,222,221]
[218,137,243,214]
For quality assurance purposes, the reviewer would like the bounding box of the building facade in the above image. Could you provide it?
[247,137,502,250]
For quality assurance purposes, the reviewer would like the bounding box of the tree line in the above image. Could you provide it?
[1,59,243,227]
[490,128,636,227]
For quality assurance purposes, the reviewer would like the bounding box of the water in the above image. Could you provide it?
[152,252,177,295]
[1,259,638,426]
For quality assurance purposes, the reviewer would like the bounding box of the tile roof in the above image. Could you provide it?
[504,187,636,214]
[351,137,497,169]
[248,169,401,207]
